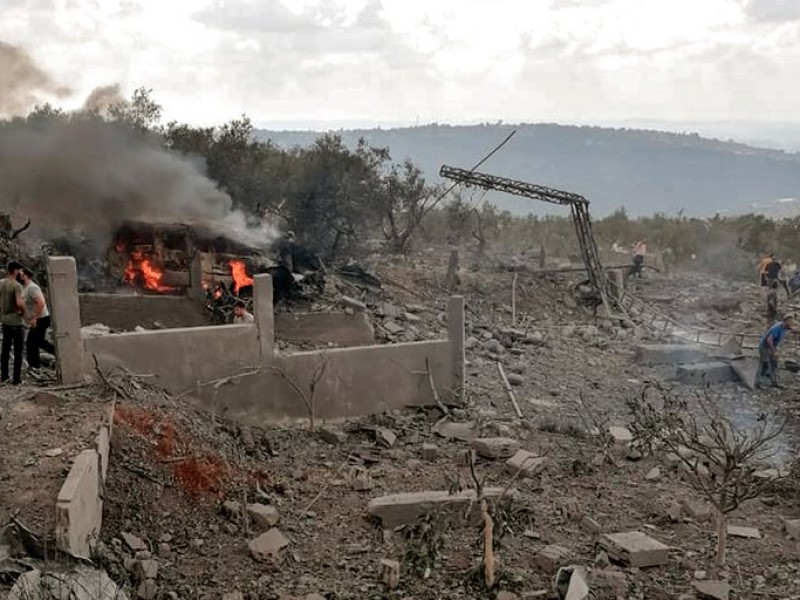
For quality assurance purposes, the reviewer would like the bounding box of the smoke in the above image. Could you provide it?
[82,84,125,113]
[0,41,70,116]
[0,115,274,252]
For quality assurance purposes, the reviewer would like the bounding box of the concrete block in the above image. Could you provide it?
[471,437,520,459]
[252,274,274,359]
[368,487,508,527]
[555,565,590,600]
[677,362,737,385]
[731,357,759,390]
[693,580,731,600]
[319,427,347,445]
[48,257,85,384]
[421,443,439,462]
[56,449,102,558]
[275,311,375,347]
[600,531,670,567]
[727,525,761,539]
[247,503,279,529]
[635,344,709,365]
[379,558,400,589]
[784,519,800,540]
[534,544,571,573]
[608,426,633,445]
[447,296,466,403]
[248,528,289,561]
[506,450,547,477]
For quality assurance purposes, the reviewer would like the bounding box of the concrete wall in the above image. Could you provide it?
[79,294,209,330]
[275,311,374,347]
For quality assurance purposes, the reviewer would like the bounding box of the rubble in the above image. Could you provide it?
[506,450,547,477]
[600,531,670,567]
[727,525,761,539]
[121,532,147,552]
[471,437,520,459]
[692,580,731,600]
[677,362,737,385]
[421,443,439,461]
[247,503,280,528]
[554,565,590,600]
[784,519,800,540]
[681,499,712,522]
[608,426,633,445]
[534,544,571,573]
[318,427,348,445]
[367,488,509,527]
[375,427,398,448]
[580,515,602,534]
[645,466,662,481]
[379,559,400,589]
[8,566,129,600]
[433,420,478,441]
[248,528,290,561]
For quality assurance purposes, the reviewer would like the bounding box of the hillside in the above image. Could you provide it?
[255,123,800,218]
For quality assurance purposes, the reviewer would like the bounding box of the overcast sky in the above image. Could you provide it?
[2,0,800,128]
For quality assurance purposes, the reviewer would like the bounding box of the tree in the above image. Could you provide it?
[379,159,439,253]
[627,384,785,568]
[107,87,163,132]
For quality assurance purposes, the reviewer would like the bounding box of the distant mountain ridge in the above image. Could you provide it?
[254,123,800,218]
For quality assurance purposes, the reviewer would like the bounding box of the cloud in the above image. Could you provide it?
[743,0,800,22]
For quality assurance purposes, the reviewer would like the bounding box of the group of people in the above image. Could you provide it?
[757,254,800,388]
[0,260,54,385]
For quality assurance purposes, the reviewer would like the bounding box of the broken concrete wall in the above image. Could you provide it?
[275,311,375,347]
[79,294,209,330]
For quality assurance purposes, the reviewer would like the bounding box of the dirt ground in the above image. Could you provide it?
[3,248,800,600]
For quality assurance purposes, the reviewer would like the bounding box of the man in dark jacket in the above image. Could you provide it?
[0,261,25,384]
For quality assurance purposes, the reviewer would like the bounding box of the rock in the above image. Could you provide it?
[556,497,582,522]
[645,467,662,481]
[694,570,707,580]
[506,373,525,387]
[600,531,670,567]
[580,516,602,535]
[421,443,439,461]
[318,427,347,445]
[554,565,590,600]
[506,450,547,477]
[222,500,243,519]
[471,437,520,459]
[247,503,280,529]
[433,419,478,441]
[784,519,800,540]
[135,550,152,560]
[593,570,628,596]
[340,296,366,312]
[727,525,761,539]
[485,339,504,354]
[681,499,712,522]
[121,532,147,552]
[248,528,290,562]
[693,580,731,600]
[137,560,159,580]
[44,448,63,457]
[137,579,157,600]
[223,593,245,600]
[608,426,633,445]
[368,488,510,527]
[157,543,171,559]
[384,321,405,335]
[379,558,400,589]
[533,544,571,573]
[594,551,610,568]
[403,312,422,323]
[375,427,397,448]
[663,500,682,522]
[627,447,643,461]
[9,567,130,600]
[350,468,374,491]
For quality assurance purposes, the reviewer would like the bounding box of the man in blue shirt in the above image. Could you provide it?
[758,315,794,388]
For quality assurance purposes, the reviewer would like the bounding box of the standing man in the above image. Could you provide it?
[20,267,55,373]
[631,238,647,278]
[232,300,254,324]
[0,261,25,385]
[766,280,780,324]
[758,314,794,389]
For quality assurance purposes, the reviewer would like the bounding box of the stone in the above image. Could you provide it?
[731,357,759,390]
[157,543,171,559]
[137,579,157,600]
[318,427,347,445]
[693,580,731,600]
[556,497,582,522]
[471,437,520,459]
[121,532,147,552]
[137,560,159,580]
[403,311,422,323]
[681,499,712,522]
[340,296,367,312]
[421,443,439,461]
[580,516,602,535]
[433,420,478,441]
[506,373,525,387]
[248,528,289,562]
[594,551,610,568]
[784,519,800,540]
[379,558,400,589]
[368,487,510,527]
[608,426,633,445]
[44,448,63,457]
[375,427,397,448]
[506,450,547,477]
[351,469,374,491]
[727,525,761,539]
[554,565,590,600]
[384,321,405,335]
[594,570,627,596]
[533,544,571,573]
[247,503,280,529]
[223,593,245,600]
[600,531,670,568]
[645,467,662,481]
[222,500,243,519]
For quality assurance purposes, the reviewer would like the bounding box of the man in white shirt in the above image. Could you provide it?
[20,267,55,370]
[233,299,254,324]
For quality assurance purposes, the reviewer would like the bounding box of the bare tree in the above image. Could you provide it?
[627,384,785,567]
[380,160,441,253]
[271,357,328,431]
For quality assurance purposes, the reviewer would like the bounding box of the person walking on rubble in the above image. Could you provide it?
[758,253,772,290]
[758,314,794,389]
[631,238,647,278]
[20,267,55,373]
[0,261,26,385]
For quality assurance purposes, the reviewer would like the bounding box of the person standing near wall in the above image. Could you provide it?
[0,261,26,384]
[20,267,55,373]
[631,238,647,278]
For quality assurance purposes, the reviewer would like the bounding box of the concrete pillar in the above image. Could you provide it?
[607,268,626,299]
[252,274,274,359]
[189,252,204,300]
[447,295,465,402]
[47,257,85,384]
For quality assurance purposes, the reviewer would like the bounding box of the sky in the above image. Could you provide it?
[2,0,800,129]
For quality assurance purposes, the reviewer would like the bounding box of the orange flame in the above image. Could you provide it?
[229,260,253,294]
[124,251,174,292]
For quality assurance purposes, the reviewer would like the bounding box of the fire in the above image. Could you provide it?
[229,260,254,294]
[124,251,174,292]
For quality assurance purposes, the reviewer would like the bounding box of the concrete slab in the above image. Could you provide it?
[471,437,520,459]
[506,450,547,477]
[56,449,102,558]
[727,525,761,539]
[534,544,571,573]
[635,344,709,365]
[600,531,670,567]
[368,488,508,527]
[693,580,731,600]
[275,311,375,347]
[677,362,737,385]
[730,357,759,390]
